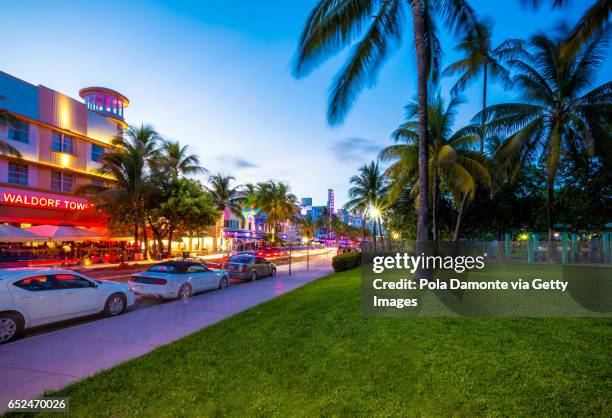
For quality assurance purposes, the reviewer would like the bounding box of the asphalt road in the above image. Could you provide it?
[14,251,334,342]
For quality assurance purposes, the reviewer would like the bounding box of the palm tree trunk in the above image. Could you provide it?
[377,218,384,250]
[546,176,557,261]
[433,170,440,242]
[167,227,174,258]
[453,193,469,242]
[133,203,141,259]
[481,62,488,155]
[142,219,150,260]
[411,0,430,245]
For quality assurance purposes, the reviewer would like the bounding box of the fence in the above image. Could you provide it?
[364,232,612,265]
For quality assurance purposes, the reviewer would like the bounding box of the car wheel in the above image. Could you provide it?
[218,277,229,289]
[0,313,23,344]
[271,267,276,277]
[178,283,192,300]
[250,271,257,281]
[104,294,127,316]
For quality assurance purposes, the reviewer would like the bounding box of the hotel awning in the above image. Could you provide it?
[0,224,46,242]
[24,225,105,242]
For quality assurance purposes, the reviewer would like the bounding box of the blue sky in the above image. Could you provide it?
[2,0,609,207]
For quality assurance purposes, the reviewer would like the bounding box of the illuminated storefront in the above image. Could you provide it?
[0,71,129,230]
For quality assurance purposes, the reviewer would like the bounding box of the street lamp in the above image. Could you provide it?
[368,206,382,251]
[302,236,310,270]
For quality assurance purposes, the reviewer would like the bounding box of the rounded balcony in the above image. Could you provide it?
[79,87,129,125]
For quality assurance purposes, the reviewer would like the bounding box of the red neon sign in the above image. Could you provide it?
[1,192,93,212]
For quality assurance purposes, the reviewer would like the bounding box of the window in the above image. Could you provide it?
[91,144,104,162]
[187,265,208,273]
[8,163,28,185]
[54,274,94,288]
[51,171,73,192]
[229,256,253,264]
[13,276,55,291]
[148,264,177,273]
[52,132,75,154]
[8,119,29,143]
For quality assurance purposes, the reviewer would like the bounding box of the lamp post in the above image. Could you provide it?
[369,206,382,251]
[302,236,310,270]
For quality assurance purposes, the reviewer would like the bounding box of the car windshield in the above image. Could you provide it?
[229,256,252,264]
[148,265,176,273]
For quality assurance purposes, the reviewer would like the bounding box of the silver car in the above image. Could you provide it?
[223,255,276,281]
[130,261,229,299]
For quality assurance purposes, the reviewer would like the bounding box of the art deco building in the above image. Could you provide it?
[0,71,128,229]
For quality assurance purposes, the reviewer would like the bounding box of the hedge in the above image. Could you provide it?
[332,252,362,272]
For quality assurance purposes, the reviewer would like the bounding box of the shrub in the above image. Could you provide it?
[332,252,361,272]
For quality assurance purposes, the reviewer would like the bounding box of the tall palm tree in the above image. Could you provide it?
[254,181,299,242]
[479,29,611,244]
[294,0,481,245]
[442,19,525,153]
[345,161,388,247]
[157,140,206,178]
[521,0,611,58]
[298,215,317,241]
[85,124,161,257]
[207,174,244,251]
[380,93,491,241]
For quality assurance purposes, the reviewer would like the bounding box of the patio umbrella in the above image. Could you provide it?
[0,224,46,242]
[24,225,105,242]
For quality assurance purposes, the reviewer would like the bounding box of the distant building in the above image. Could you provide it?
[312,206,327,222]
[300,197,312,216]
[336,208,349,224]
[348,214,363,228]
[327,189,334,219]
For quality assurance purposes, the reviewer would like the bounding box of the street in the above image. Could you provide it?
[11,250,335,342]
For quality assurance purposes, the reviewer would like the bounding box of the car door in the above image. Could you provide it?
[54,274,102,318]
[187,264,211,291]
[255,258,267,276]
[10,275,63,327]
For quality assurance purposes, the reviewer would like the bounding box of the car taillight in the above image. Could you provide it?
[241,265,247,272]
[152,278,167,285]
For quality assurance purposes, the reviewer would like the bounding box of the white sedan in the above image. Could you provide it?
[0,268,135,344]
[129,261,229,300]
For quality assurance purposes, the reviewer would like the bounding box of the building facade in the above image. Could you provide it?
[0,71,128,229]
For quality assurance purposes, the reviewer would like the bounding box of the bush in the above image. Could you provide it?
[332,252,362,272]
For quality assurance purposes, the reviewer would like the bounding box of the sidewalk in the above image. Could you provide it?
[0,260,333,411]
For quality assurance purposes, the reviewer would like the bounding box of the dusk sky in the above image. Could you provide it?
[3,0,609,207]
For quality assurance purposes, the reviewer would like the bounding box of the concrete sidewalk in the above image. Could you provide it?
[0,260,332,411]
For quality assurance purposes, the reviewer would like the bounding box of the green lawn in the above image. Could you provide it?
[36,268,611,416]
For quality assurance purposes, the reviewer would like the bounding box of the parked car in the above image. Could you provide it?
[0,268,135,344]
[223,255,276,281]
[129,261,229,300]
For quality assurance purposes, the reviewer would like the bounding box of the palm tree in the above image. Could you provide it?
[84,124,161,258]
[380,93,491,241]
[345,161,388,247]
[521,0,611,58]
[254,181,299,242]
[298,215,317,241]
[479,29,611,244]
[207,174,244,251]
[157,140,206,178]
[294,0,481,245]
[442,19,525,153]
[315,206,332,238]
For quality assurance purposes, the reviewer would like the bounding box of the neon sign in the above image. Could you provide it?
[1,191,93,212]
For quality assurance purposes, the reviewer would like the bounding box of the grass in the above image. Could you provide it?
[31,268,611,417]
